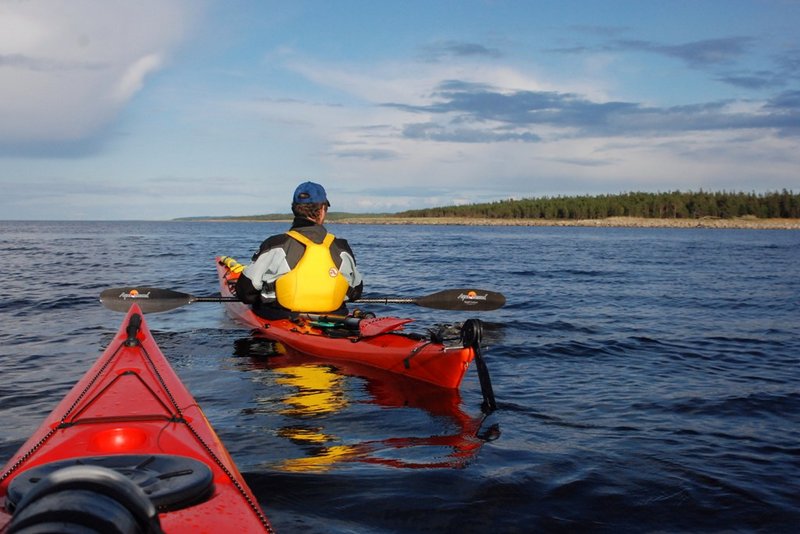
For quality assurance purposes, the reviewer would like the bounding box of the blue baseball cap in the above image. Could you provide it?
[293,181,330,205]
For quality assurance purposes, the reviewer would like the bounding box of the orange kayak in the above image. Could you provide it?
[216,256,479,390]
[0,304,273,533]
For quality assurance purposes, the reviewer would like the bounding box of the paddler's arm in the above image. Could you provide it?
[234,274,262,304]
[335,238,363,301]
[236,247,291,304]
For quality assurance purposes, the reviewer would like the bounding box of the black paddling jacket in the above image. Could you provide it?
[235,218,363,318]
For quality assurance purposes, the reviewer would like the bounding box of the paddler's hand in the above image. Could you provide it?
[347,282,363,301]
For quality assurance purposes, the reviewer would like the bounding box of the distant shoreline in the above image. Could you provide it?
[336,216,800,229]
[194,216,800,230]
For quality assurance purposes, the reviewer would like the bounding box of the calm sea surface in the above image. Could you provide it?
[1,220,798,533]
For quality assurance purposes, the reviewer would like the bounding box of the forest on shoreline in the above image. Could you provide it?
[396,190,800,220]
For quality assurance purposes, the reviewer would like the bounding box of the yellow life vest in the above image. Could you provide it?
[274,230,350,312]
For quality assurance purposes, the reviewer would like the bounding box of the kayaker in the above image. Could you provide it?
[235,181,363,318]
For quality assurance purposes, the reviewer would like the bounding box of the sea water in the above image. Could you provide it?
[1,220,798,532]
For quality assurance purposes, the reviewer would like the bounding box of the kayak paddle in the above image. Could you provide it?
[100,287,505,313]
[353,289,505,311]
[99,287,239,314]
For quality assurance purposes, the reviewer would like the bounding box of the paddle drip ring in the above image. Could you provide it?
[460,319,497,413]
[460,319,483,348]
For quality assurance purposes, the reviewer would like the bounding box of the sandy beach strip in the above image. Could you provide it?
[332,216,800,230]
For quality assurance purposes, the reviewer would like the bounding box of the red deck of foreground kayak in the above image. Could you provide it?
[0,304,273,533]
[216,256,475,389]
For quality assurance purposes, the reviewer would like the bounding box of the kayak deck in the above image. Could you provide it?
[216,256,478,389]
[0,304,273,533]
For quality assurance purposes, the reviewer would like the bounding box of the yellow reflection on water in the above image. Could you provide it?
[274,365,348,416]
[279,442,360,472]
[272,364,360,472]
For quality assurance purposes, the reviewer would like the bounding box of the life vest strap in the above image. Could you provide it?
[286,230,335,247]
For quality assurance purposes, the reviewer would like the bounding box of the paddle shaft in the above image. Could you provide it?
[194,296,240,302]
[354,298,416,304]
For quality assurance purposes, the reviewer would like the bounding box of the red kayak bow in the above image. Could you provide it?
[0,304,273,533]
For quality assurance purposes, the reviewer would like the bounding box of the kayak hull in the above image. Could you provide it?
[0,304,273,533]
[216,256,475,389]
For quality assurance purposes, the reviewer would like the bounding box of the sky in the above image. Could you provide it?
[1,0,799,220]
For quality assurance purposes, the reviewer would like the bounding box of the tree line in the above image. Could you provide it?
[397,190,800,220]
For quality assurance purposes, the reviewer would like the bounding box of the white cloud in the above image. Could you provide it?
[0,11,48,52]
[112,53,165,103]
[0,0,193,148]
[283,55,553,105]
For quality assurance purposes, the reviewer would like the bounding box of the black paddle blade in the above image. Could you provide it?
[416,289,506,311]
[99,287,195,313]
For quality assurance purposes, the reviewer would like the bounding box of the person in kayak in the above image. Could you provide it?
[235,181,363,319]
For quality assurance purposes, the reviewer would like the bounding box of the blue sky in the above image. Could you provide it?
[1,0,799,220]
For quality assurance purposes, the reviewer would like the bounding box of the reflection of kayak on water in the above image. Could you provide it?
[234,337,499,472]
